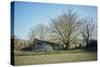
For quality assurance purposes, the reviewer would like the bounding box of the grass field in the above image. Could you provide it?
[14,50,97,66]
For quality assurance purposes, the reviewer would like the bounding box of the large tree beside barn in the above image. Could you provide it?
[50,10,81,50]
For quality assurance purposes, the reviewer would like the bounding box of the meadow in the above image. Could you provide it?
[14,49,97,65]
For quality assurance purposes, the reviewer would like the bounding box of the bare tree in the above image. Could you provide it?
[50,10,80,50]
[80,18,96,46]
[29,24,50,43]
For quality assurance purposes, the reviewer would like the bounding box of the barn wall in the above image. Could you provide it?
[33,39,64,51]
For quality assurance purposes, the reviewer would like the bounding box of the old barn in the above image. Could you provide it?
[33,39,64,51]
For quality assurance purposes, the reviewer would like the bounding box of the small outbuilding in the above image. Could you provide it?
[33,39,64,51]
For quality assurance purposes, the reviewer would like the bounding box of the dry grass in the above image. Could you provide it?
[14,51,97,66]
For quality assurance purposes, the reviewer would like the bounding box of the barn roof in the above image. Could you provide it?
[34,39,63,46]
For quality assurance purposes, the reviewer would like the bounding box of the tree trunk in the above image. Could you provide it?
[64,42,70,50]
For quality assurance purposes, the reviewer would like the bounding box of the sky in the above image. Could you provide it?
[12,1,97,40]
